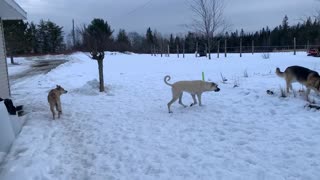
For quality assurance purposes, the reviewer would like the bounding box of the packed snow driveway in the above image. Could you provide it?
[9,59,68,83]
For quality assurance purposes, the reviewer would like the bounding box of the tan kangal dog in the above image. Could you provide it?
[164,75,220,113]
[48,85,68,119]
[276,66,320,99]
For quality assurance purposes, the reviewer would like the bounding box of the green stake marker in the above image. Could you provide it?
[202,72,205,81]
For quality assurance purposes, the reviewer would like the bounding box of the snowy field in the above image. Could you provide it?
[0,52,320,180]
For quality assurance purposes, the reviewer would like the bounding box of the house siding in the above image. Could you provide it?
[0,19,10,98]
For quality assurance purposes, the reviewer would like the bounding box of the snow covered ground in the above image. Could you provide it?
[0,52,320,180]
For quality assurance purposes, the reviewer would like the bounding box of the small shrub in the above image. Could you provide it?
[262,53,270,59]
[292,89,297,98]
[243,69,248,78]
[310,98,316,104]
[220,73,228,83]
[279,86,287,98]
[233,77,240,88]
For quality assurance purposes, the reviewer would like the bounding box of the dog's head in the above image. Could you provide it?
[206,82,220,92]
[56,85,68,94]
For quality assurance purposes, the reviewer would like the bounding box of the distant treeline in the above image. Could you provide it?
[2,15,320,56]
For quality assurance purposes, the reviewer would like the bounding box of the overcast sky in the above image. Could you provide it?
[15,0,319,36]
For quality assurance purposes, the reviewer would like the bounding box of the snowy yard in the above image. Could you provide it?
[0,52,320,180]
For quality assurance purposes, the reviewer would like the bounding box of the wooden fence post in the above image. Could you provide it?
[294,37,296,55]
[160,42,163,57]
[224,39,227,58]
[183,43,185,58]
[196,42,199,57]
[167,44,170,57]
[205,44,208,58]
[217,40,220,58]
[177,45,179,58]
[252,40,254,55]
[151,46,153,56]
[240,38,242,57]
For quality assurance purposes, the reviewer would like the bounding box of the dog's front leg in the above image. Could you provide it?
[306,88,311,102]
[190,94,197,106]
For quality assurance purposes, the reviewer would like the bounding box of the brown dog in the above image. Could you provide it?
[164,75,220,113]
[48,85,68,119]
[276,66,320,99]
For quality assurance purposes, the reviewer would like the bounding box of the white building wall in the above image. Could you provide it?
[0,19,10,98]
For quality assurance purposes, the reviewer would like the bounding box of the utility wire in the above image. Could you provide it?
[126,0,155,15]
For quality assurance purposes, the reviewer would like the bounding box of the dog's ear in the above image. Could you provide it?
[56,85,60,88]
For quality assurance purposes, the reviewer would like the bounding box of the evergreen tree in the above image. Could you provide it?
[36,20,65,53]
[25,22,38,53]
[116,29,131,52]
[81,18,113,51]
[3,20,27,63]
[146,27,154,46]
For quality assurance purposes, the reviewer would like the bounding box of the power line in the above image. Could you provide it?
[126,0,155,15]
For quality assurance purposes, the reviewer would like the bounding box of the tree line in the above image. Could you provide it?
[3,15,320,58]
[225,15,320,53]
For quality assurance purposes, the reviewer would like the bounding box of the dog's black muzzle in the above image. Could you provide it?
[215,88,220,92]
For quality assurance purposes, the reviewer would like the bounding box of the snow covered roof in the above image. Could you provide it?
[0,0,27,20]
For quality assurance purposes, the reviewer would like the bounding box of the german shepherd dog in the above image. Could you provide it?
[48,85,68,119]
[276,66,320,99]
[164,75,220,113]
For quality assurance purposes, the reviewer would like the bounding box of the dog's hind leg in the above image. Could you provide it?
[167,97,178,113]
[167,90,180,113]
[286,79,293,93]
[55,102,62,119]
[190,94,197,107]
[178,93,187,108]
[49,103,55,120]
[197,93,203,106]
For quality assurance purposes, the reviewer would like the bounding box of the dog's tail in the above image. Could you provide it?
[276,67,285,78]
[164,75,173,86]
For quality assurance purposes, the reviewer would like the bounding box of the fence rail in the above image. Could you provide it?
[149,37,317,58]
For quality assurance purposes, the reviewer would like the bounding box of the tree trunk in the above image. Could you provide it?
[10,55,14,64]
[97,59,104,92]
[10,50,15,64]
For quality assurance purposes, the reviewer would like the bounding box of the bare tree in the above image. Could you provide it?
[189,0,227,59]
[79,19,113,92]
